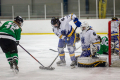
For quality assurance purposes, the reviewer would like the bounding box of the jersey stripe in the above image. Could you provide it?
[59,35,63,39]
[67,27,74,37]
[93,42,100,44]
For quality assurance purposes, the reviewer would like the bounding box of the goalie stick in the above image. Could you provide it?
[19,44,55,70]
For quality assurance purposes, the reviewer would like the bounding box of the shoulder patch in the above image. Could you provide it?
[93,32,96,36]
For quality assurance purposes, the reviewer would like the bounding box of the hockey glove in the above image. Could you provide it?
[16,41,19,46]
[73,18,81,27]
[61,30,67,36]
[76,33,80,42]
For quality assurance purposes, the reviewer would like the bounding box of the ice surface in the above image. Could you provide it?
[0,35,120,80]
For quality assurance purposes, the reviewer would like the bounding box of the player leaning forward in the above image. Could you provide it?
[51,14,81,67]
[0,16,23,71]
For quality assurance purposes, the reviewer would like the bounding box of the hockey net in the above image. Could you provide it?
[108,20,120,67]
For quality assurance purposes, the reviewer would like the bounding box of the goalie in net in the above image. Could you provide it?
[108,17,120,67]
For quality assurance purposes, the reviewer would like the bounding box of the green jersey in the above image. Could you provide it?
[0,21,21,41]
[97,36,108,54]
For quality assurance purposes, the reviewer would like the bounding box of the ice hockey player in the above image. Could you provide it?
[110,17,120,43]
[97,36,108,55]
[79,21,100,58]
[51,13,81,68]
[108,17,120,54]
[97,35,119,55]
[76,21,108,67]
[0,16,23,71]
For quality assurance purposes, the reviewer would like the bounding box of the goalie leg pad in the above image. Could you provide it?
[77,57,107,67]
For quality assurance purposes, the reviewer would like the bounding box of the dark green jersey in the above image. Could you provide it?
[0,21,21,41]
[97,36,108,54]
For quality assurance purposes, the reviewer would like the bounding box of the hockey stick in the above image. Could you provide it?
[19,44,54,70]
[48,27,78,68]
[49,45,81,53]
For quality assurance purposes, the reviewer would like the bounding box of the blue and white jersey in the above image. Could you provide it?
[110,21,120,42]
[80,29,100,50]
[111,21,119,33]
[52,14,77,39]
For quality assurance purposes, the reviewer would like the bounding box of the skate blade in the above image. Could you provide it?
[39,66,55,70]
[12,66,19,74]
[57,63,66,66]
[71,66,75,69]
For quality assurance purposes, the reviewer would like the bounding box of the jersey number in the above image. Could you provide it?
[101,38,108,46]
[5,22,15,33]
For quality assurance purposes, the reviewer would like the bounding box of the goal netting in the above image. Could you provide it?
[108,20,120,67]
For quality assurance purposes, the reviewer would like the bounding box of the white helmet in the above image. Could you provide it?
[80,21,89,34]
[81,21,89,31]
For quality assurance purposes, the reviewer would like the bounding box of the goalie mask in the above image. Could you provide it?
[51,17,60,29]
[80,21,89,34]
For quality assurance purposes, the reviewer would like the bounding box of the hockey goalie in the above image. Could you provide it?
[77,21,107,67]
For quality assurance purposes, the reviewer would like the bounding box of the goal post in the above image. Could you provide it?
[108,21,111,67]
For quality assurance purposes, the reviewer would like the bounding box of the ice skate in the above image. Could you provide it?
[10,61,13,69]
[13,59,19,73]
[56,60,66,66]
[70,61,76,69]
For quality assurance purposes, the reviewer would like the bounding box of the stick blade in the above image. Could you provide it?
[39,66,55,70]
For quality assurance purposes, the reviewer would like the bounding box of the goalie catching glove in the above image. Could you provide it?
[90,44,98,57]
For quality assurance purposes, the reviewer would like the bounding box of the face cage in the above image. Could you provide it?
[51,22,60,29]
[81,26,87,31]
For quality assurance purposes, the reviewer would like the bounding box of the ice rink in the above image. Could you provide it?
[0,35,120,80]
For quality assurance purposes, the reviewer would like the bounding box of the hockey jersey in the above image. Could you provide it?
[52,14,77,39]
[97,36,108,54]
[110,21,120,42]
[80,29,100,50]
[111,21,119,33]
[0,21,22,41]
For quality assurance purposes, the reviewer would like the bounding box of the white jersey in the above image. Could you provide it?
[53,14,76,39]
[111,21,119,33]
[80,29,100,49]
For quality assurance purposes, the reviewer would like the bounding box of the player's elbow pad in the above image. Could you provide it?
[73,18,81,27]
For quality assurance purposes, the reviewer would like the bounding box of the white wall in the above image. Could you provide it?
[1,19,111,33]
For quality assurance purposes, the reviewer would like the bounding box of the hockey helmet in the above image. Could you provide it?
[80,21,89,31]
[51,17,60,28]
[112,17,118,21]
[14,16,23,26]
[51,17,59,25]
